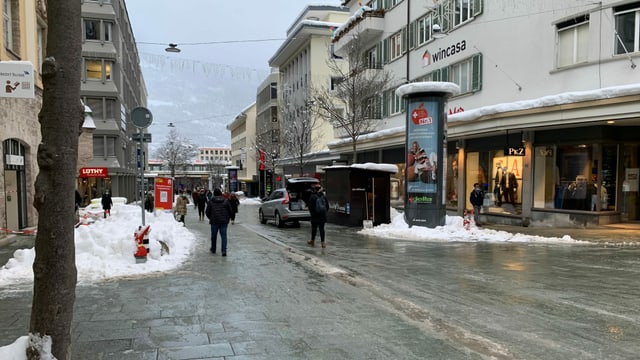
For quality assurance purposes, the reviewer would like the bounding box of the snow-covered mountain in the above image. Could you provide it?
[139,54,268,156]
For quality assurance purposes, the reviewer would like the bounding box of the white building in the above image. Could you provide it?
[226,102,258,195]
[327,0,639,226]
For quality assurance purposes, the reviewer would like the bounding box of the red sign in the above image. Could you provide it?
[154,177,173,211]
[79,167,108,178]
[411,103,433,125]
[259,150,265,171]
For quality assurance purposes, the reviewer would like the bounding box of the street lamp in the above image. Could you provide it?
[165,43,181,53]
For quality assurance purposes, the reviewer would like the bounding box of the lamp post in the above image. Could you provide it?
[130,107,153,225]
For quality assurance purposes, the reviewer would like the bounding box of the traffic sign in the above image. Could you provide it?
[131,107,153,128]
[132,133,152,142]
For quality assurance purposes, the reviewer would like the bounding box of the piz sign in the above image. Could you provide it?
[80,167,108,178]
[506,147,525,156]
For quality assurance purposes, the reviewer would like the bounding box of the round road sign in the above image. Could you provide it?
[131,107,153,129]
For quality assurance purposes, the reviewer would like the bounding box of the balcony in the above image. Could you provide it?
[332,8,385,58]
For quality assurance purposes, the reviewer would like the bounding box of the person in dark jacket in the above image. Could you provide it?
[205,188,233,256]
[469,183,485,227]
[197,188,207,221]
[307,185,329,248]
[101,190,113,218]
[228,193,240,224]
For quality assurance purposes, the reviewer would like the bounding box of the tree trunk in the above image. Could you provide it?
[352,141,358,164]
[30,1,82,359]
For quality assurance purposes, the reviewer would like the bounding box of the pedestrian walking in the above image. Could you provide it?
[229,192,240,224]
[469,182,485,227]
[307,185,329,248]
[101,190,113,218]
[197,188,207,221]
[144,191,154,213]
[175,189,189,226]
[192,188,199,209]
[205,188,233,256]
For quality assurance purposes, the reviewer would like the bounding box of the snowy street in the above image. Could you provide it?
[1,200,639,359]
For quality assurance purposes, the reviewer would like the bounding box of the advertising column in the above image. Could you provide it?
[397,82,459,228]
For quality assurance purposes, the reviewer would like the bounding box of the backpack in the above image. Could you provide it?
[314,195,327,214]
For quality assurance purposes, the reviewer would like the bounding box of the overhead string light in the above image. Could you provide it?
[140,53,269,82]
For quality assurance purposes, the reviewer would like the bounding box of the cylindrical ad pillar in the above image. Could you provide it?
[397,82,460,228]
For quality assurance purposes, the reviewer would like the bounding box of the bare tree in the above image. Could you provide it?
[279,94,323,176]
[29,1,82,359]
[154,128,198,178]
[252,122,280,191]
[311,32,393,164]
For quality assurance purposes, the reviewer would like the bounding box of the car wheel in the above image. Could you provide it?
[259,209,267,224]
[275,212,284,228]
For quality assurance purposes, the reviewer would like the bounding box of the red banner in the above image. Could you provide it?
[154,177,173,211]
[79,167,108,178]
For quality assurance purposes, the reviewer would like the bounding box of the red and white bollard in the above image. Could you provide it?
[134,225,151,263]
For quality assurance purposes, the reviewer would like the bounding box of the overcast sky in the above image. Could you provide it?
[125,1,344,151]
[127,1,343,72]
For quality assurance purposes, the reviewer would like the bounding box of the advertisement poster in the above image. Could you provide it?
[154,177,173,211]
[405,100,440,198]
[229,169,238,192]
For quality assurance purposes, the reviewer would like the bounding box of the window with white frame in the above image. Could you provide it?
[3,0,19,52]
[390,32,403,61]
[614,3,640,55]
[417,14,433,46]
[453,0,473,27]
[383,88,404,116]
[557,16,589,68]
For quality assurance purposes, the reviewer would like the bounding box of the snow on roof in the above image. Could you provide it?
[326,162,398,173]
[450,82,640,122]
[331,6,374,41]
[396,82,461,98]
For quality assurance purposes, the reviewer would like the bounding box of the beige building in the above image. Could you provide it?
[1,0,46,232]
[268,5,350,177]
[226,102,257,195]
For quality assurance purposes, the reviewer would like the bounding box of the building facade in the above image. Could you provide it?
[226,102,258,196]
[78,0,148,204]
[1,0,46,232]
[323,0,640,226]
[268,5,350,178]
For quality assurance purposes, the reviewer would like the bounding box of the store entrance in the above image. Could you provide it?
[621,145,639,221]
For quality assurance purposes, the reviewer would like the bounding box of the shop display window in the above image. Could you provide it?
[465,150,522,215]
[533,144,616,211]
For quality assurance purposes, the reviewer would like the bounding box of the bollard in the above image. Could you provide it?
[134,225,151,263]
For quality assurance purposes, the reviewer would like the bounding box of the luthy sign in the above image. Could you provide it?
[79,167,108,178]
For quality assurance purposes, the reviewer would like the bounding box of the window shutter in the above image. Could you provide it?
[408,21,416,50]
[471,53,483,91]
[382,38,389,64]
[401,27,407,54]
[382,90,389,117]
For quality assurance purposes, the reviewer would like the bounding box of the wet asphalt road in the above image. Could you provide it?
[0,203,639,359]
[244,203,640,360]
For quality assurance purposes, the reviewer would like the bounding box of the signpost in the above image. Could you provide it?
[130,107,153,226]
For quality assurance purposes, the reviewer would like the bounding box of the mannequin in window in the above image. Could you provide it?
[502,168,518,205]
[494,164,504,206]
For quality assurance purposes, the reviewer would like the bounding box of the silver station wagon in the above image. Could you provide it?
[258,177,319,227]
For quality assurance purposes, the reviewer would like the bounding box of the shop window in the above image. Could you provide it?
[445,153,459,208]
[466,150,522,214]
[533,144,615,211]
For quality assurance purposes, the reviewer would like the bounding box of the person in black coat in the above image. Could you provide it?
[205,188,232,256]
[101,190,113,218]
[469,183,485,226]
[307,185,329,248]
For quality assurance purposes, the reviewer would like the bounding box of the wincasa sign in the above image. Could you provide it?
[422,40,467,67]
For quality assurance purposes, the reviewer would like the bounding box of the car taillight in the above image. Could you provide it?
[281,193,289,205]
